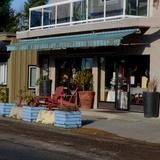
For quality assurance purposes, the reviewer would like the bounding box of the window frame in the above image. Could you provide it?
[0,62,7,86]
[28,65,37,89]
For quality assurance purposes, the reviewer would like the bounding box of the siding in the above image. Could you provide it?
[7,50,37,102]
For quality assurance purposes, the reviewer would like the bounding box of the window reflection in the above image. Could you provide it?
[43,6,55,26]
[73,0,86,21]
[57,4,70,24]
[31,9,42,27]
[88,0,104,19]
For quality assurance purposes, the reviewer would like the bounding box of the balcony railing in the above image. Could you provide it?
[29,0,149,30]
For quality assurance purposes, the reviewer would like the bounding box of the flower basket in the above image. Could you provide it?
[22,106,46,122]
[0,103,16,117]
[54,110,82,128]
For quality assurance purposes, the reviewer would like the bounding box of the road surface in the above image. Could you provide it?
[0,117,160,160]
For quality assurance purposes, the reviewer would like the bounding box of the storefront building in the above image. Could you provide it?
[8,0,160,112]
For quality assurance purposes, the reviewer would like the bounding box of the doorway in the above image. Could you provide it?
[98,55,150,112]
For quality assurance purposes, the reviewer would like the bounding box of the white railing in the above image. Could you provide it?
[29,0,149,30]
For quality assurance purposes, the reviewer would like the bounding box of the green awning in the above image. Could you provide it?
[7,29,139,51]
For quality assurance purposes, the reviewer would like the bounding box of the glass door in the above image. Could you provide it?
[115,61,130,111]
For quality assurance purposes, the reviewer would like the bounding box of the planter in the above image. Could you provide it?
[78,91,95,109]
[54,110,81,128]
[143,92,160,118]
[0,103,16,117]
[22,106,46,122]
[39,80,52,96]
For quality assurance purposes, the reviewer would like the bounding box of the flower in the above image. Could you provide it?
[60,74,69,85]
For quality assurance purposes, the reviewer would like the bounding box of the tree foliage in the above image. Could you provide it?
[0,0,16,32]
[17,0,49,31]
[24,0,49,18]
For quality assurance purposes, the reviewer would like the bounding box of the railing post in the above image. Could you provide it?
[29,9,31,30]
[70,2,73,25]
[123,0,126,17]
[104,0,106,21]
[55,5,57,27]
[86,0,88,22]
[41,7,44,29]
[147,0,150,17]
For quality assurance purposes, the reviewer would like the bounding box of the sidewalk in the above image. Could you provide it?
[81,109,160,144]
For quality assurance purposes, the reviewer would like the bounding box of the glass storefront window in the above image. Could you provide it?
[81,58,93,69]
[99,56,149,111]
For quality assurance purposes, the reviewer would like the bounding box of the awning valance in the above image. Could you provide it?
[7,29,139,51]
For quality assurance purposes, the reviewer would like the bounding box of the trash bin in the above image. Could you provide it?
[39,80,52,96]
[143,92,160,117]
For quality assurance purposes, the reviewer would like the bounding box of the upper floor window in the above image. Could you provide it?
[0,62,7,85]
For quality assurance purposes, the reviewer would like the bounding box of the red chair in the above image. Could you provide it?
[58,88,79,111]
[34,86,65,110]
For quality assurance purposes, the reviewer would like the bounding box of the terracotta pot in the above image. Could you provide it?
[78,91,95,109]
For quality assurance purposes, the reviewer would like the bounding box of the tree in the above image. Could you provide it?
[17,0,49,31]
[24,0,49,18]
[0,0,16,32]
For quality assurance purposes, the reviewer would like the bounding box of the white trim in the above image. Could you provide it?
[29,15,147,31]
[123,0,126,17]
[28,0,149,31]
[28,65,37,89]
[0,62,7,85]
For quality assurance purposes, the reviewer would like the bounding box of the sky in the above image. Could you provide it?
[11,0,51,12]
[11,0,27,12]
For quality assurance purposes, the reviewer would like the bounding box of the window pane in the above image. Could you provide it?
[28,66,37,88]
[138,0,147,16]
[126,0,137,15]
[57,3,70,24]
[88,0,104,19]
[126,0,147,16]
[0,63,7,85]
[106,0,123,17]
[30,9,42,27]
[73,0,86,22]
[43,6,55,26]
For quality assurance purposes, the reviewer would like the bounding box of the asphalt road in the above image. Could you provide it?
[0,139,89,160]
[0,117,160,160]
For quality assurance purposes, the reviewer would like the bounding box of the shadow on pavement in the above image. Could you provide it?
[82,120,95,126]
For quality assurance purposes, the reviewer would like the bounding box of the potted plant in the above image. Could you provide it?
[36,75,52,96]
[20,87,46,122]
[0,86,16,117]
[75,69,95,109]
[143,78,160,118]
